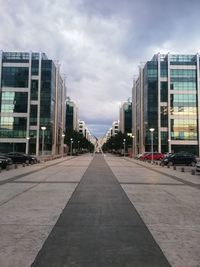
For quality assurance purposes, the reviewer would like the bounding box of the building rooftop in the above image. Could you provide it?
[1,51,48,61]
[151,53,197,62]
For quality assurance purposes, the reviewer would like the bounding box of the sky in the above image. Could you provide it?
[1,0,200,137]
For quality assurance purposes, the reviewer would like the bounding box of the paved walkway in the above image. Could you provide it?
[32,155,170,267]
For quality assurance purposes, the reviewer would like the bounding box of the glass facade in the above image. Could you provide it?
[0,91,28,141]
[0,117,27,138]
[141,53,199,155]
[124,102,132,133]
[40,60,55,151]
[65,102,74,131]
[2,67,29,87]
[0,51,65,155]
[144,62,158,150]
[31,80,38,100]
[170,66,197,146]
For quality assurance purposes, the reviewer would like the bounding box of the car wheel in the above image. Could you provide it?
[168,161,173,166]
[191,161,196,167]
[25,160,29,164]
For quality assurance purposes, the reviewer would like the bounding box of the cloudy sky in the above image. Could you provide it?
[1,0,200,137]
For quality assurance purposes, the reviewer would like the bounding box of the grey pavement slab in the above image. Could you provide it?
[32,155,170,267]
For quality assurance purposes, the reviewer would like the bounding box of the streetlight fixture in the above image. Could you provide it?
[41,126,46,156]
[123,138,126,157]
[149,128,155,164]
[70,138,73,156]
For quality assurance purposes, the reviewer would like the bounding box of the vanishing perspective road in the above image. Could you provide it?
[0,154,199,267]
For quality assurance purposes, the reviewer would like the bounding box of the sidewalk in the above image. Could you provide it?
[125,158,200,188]
[0,156,74,185]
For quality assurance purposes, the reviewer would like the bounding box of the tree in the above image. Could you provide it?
[64,130,94,153]
[102,132,132,153]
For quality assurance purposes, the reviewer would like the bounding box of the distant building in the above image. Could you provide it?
[65,97,78,132]
[78,120,86,136]
[78,120,93,142]
[133,53,200,155]
[105,128,112,141]
[112,121,119,136]
[119,99,132,134]
[0,51,66,156]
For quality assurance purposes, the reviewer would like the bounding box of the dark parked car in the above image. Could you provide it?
[161,152,197,166]
[6,152,38,164]
[0,155,13,169]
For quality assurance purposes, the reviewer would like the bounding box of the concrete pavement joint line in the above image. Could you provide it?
[9,181,79,184]
[124,158,200,190]
[0,156,75,186]
[119,182,186,186]
[32,155,171,267]
[0,183,39,207]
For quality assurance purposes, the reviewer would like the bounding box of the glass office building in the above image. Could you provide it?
[133,53,200,155]
[0,51,66,156]
[119,99,132,134]
[65,97,78,132]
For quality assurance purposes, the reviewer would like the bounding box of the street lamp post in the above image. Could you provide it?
[26,136,30,154]
[41,126,46,156]
[78,141,80,155]
[132,135,135,158]
[149,128,155,164]
[70,138,73,156]
[62,133,65,158]
[123,138,126,157]
[168,138,171,153]
[127,133,135,158]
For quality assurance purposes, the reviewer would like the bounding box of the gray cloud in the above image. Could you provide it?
[1,0,200,136]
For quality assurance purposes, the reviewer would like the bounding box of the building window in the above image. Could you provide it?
[160,82,168,102]
[161,106,168,127]
[30,105,38,126]
[0,92,28,113]
[171,119,197,140]
[31,80,38,100]
[2,67,29,87]
[31,60,39,75]
[0,117,27,138]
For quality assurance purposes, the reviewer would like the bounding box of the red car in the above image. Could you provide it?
[140,152,164,161]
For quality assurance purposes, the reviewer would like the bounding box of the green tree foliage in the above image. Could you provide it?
[102,132,132,153]
[64,129,94,152]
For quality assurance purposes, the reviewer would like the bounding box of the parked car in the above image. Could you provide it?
[195,162,200,172]
[6,152,38,164]
[135,153,143,159]
[138,152,151,160]
[0,155,13,169]
[163,152,173,158]
[161,152,197,166]
[140,152,164,161]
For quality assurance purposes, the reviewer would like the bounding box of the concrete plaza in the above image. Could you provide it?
[0,154,199,266]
